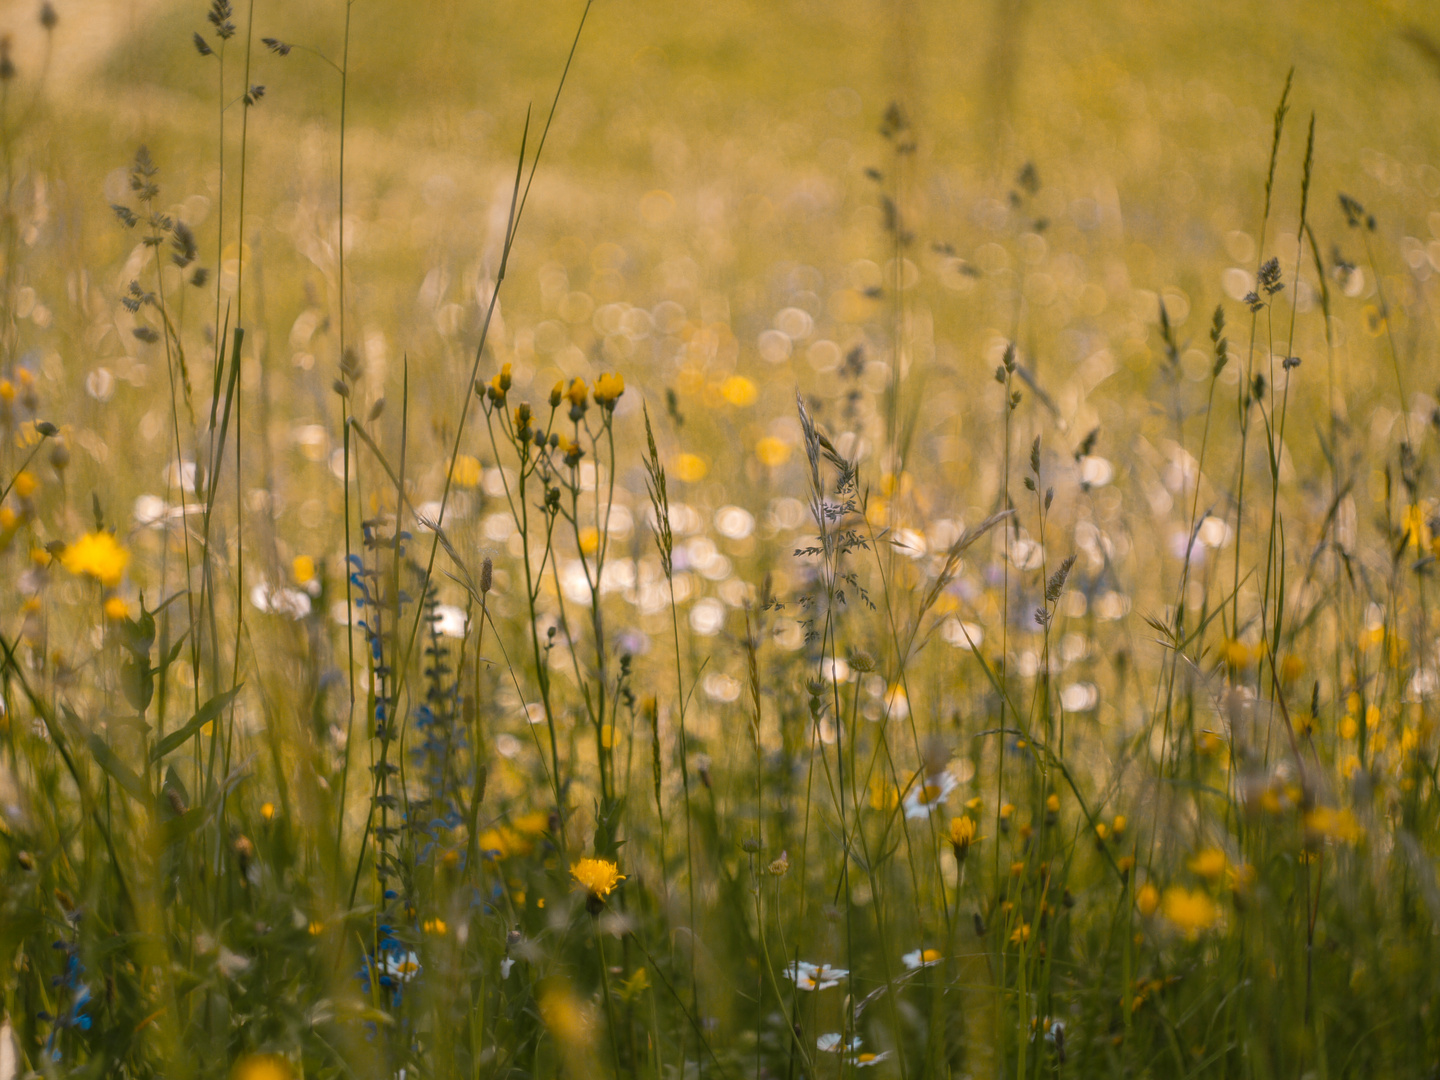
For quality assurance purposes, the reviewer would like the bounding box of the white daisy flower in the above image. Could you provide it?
[382,950,422,983]
[783,960,847,990]
[855,1051,891,1067]
[817,1033,862,1053]
[901,947,943,969]
[903,770,959,820]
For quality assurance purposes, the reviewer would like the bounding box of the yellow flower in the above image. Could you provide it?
[1303,805,1363,845]
[62,531,129,587]
[720,375,757,406]
[593,371,625,408]
[232,1054,294,1080]
[1187,848,1227,881]
[103,595,129,621]
[1279,653,1305,683]
[868,777,899,811]
[424,918,448,934]
[513,810,552,836]
[1045,793,1061,813]
[1221,638,1253,670]
[1161,887,1218,938]
[450,454,482,488]
[292,554,316,584]
[549,381,565,408]
[571,857,624,904]
[260,802,276,821]
[579,526,600,555]
[673,452,708,483]
[1136,883,1159,917]
[949,815,977,859]
[565,377,589,412]
[1112,815,1127,835]
[12,470,37,499]
[1009,922,1031,944]
[755,436,790,467]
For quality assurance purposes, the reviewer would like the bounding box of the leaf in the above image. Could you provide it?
[150,685,242,762]
[86,732,150,805]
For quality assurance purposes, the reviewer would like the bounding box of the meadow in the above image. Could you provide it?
[2,0,1440,1076]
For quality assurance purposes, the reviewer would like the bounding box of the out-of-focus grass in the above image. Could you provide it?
[3,0,1440,1077]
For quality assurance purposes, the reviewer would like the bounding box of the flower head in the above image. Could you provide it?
[902,947,943,969]
[949,815,977,859]
[232,1054,295,1080]
[381,949,422,983]
[593,371,625,409]
[903,769,958,820]
[62,531,129,586]
[855,1052,891,1067]
[571,857,624,911]
[1161,887,1219,939]
[783,959,847,990]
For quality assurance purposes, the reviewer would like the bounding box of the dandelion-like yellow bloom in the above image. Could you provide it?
[1136,883,1160,917]
[949,815,977,859]
[755,436,790,467]
[61,531,129,587]
[593,371,625,408]
[450,454,482,488]
[232,1054,294,1080]
[673,452,708,482]
[1221,638,1253,670]
[12,470,37,499]
[1161,887,1218,938]
[103,595,129,621]
[1304,805,1363,845]
[571,857,624,902]
[1187,848,1227,880]
[565,377,589,411]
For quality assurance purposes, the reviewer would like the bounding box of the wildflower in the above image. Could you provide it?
[571,857,624,912]
[549,381,564,408]
[902,947,942,969]
[593,371,625,409]
[564,377,589,418]
[1221,638,1253,671]
[783,960,847,990]
[1161,887,1218,938]
[260,802,275,821]
[12,470,37,499]
[1136,883,1159,916]
[949,815,977,860]
[232,1054,294,1080]
[673,452,708,482]
[103,596,128,620]
[381,949,422,983]
[903,769,958,820]
[855,1052,891,1067]
[1187,848,1227,880]
[720,375,756,406]
[1010,922,1031,944]
[423,918,447,934]
[538,985,593,1047]
[817,1033,861,1053]
[869,777,899,811]
[1303,805,1363,845]
[755,436,790,466]
[767,850,790,876]
[61,531,129,587]
[292,554,316,584]
[450,454,482,488]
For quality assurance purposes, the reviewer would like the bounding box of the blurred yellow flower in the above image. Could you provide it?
[1136,883,1159,917]
[62,531,129,587]
[450,454,482,488]
[949,815,977,859]
[1161,887,1218,938]
[720,375,757,406]
[232,1054,294,1080]
[539,985,593,1048]
[12,470,37,499]
[1221,638,1253,670]
[673,452,708,482]
[579,526,599,555]
[594,371,625,407]
[1304,805,1363,845]
[103,595,129,621]
[565,377,589,411]
[571,857,624,902]
[755,436,790,467]
[292,554,315,584]
[1187,848,1227,880]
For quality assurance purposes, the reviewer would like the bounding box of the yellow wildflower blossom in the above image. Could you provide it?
[62,531,129,587]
